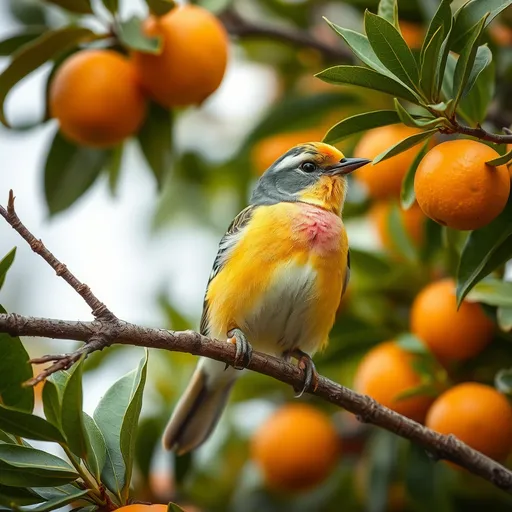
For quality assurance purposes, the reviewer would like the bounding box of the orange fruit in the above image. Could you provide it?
[116,506,167,512]
[414,139,510,230]
[426,383,512,462]
[251,129,324,176]
[353,341,434,423]
[411,278,494,363]
[490,23,512,46]
[353,125,428,199]
[251,403,341,492]
[370,201,426,251]
[132,5,228,107]
[49,49,146,147]
[399,21,424,49]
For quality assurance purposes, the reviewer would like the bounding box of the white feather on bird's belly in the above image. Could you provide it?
[240,261,322,356]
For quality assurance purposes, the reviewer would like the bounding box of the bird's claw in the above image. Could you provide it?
[225,328,253,370]
[285,349,319,398]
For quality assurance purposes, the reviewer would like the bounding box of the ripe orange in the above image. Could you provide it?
[132,5,228,108]
[411,279,494,362]
[353,341,434,423]
[251,129,324,176]
[399,21,424,49]
[414,139,510,230]
[251,403,341,492]
[49,50,146,147]
[426,383,512,462]
[353,125,428,199]
[370,201,426,251]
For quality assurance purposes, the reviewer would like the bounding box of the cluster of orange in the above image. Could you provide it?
[49,5,228,147]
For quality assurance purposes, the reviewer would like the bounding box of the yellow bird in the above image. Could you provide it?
[163,142,369,454]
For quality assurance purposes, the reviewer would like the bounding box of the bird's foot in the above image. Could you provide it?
[226,328,253,370]
[284,349,319,398]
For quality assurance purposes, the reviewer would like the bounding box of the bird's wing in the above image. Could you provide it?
[341,249,350,298]
[199,205,257,336]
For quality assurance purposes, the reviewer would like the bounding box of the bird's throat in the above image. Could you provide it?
[298,176,346,215]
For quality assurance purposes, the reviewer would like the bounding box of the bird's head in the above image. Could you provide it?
[250,142,370,215]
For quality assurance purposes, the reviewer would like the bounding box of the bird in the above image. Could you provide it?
[163,142,370,455]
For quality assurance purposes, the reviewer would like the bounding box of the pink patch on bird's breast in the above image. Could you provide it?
[293,203,343,253]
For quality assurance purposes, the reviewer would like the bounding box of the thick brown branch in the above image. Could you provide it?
[1,312,512,493]
[219,9,353,63]
[0,190,115,320]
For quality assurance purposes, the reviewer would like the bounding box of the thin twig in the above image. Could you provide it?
[219,8,353,63]
[452,122,512,144]
[0,190,115,321]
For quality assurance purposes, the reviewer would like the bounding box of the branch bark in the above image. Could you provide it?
[1,190,512,493]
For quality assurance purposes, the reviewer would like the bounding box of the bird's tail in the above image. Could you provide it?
[163,357,237,454]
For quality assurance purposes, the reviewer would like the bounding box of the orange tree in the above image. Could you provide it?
[2,0,512,511]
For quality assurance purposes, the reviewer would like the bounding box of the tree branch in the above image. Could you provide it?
[453,121,512,144]
[1,190,512,494]
[0,313,512,492]
[219,8,353,63]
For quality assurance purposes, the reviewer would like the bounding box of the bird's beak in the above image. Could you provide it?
[326,157,371,176]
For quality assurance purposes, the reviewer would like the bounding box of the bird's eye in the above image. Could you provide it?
[301,162,316,173]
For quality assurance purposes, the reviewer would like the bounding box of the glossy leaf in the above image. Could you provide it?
[459,57,494,125]
[451,0,512,53]
[372,129,437,165]
[316,66,418,103]
[0,305,33,413]
[394,99,443,129]
[452,16,488,108]
[101,0,118,14]
[467,279,512,307]
[486,148,512,167]
[495,368,512,394]
[0,444,78,487]
[117,17,162,54]
[377,0,399,29]
[364,11,419,91]
[83,413,106,483]
[462,44,492,99]
[167,504,186,512]
[93,351,148,503]
[134,416,163,481]
[22,490,88,511]
[61,359,88,459]
[435,20,454,99]
[401,140,430,210]
[44,0,93,13]
[44,131,110,215]
[147,0,176,16]
[323,20,388,75]
[42,371,69,428]
[107,144,124,197]
[137,102,173,189]
[457,196,512,304]
[0,27,98,126]
[324,110,401,145]
[0,485,44,507]
[422,0,452,55]
[0,28,46,56]
[0,248,16,290]
[387,202,417,262]
[497,307,512,331]
[420,25,444,100]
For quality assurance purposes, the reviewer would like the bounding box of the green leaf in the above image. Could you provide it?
[372,129,437,164]
[387,202,417,261]
[377,0,399,29]
[0,248,16,291]
[0,27,98,126]
[0,305,34,413]
[82,413,106,483]
[44,0,93,14]
[0,485,44,507]
[42,371,69,428]
[134,416,163,482]
[147,0,176,16]
[420,25,445,100]
[462,44,492,99]
[401,140,429,210]
[21,489,88,511]
[137,102,173,189]
[0,430,17,444]
[364,11,419,91]
[316,66,418,103]
[44,130,110,216]
[100,0,118,15]
[0,28,46,56]
[117,16,162,54]
[451,0,512,53]
[61,359,88,459]
[441,51,457,99]
[0,444,78,487]
[107,144,124,197]
[0,404,65,442]
[467,278,512,307]
[422,0,452,55]
[486,148,512,167]
[394,99,443,129]
[395,383,439,401]
[323,110,401,145]
[93,350,148,503]
[452,15,488,109]
[495,368,512,394]
[497,307,512,332]
[457,196,512,304]
[246,92,359,145]
[167,504,186,512]
[323,20,388,75]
